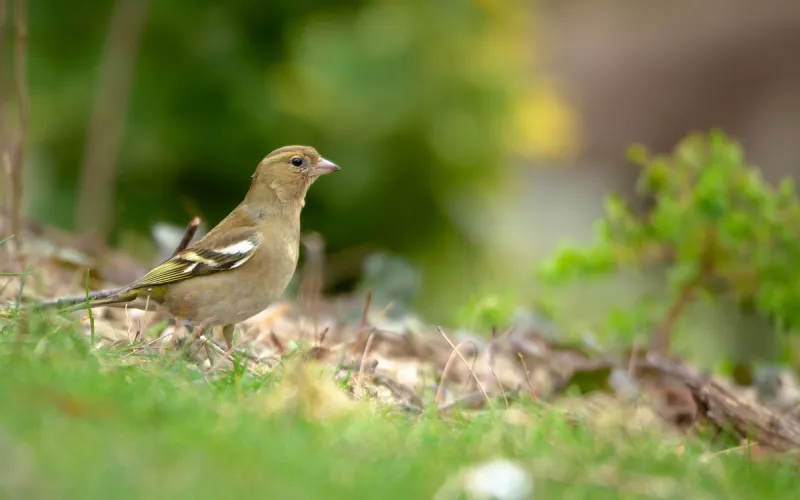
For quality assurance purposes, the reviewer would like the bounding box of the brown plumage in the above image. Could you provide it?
[32,145,340,348]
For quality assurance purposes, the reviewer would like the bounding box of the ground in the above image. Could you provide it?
[2,226,800,499]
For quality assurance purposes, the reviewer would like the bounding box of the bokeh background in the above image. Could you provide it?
[3,0,800,343]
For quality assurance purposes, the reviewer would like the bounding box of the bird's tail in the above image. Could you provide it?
[2,286,139,316]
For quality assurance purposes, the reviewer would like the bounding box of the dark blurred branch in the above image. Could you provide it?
[0,0,7,246]
[6,0,26,254]
[298,232,325,338]
[650,275,701,354]
[172,216,201,256]
[651,230,715,354]
[76,0,148,247]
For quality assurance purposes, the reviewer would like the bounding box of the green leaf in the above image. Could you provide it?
[627,143,649,165]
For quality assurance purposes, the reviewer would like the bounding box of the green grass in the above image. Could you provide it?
[1,316,799,500]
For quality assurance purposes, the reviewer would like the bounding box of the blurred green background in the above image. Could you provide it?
[5,0,800,339]
[9,0,571,322]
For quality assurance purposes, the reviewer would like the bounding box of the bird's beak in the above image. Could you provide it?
[310,157,341,176]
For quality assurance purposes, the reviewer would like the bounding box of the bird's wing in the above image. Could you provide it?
[130,227,262,289]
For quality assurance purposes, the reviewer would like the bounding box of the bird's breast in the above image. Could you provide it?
[162,230,300,326]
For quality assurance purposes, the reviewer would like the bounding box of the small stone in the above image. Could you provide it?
[435,458,534,500]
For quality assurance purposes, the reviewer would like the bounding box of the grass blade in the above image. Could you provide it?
[13,265,30,316]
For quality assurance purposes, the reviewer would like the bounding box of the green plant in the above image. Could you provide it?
[539,130,800,351]
[455,292,517,333]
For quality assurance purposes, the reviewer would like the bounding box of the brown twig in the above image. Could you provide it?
[487,327,512,408]
[437,391,510,413]
[298,232,325,340]
[436,343,459,404]
[125,328,174,355]
[628,334,642,381]
[137,287,152,341]
[0,0,6,219]
[354,289,372,347]
[517,353,541,402]
[76,0,149,245]
[202,342,215,366]
[269,331,285,354]
[124,303,136,344]
[319,327,330,345]
[0,0,5,102]
[651,275,701,353]
[700,441,760,462]
[436,339,473,406]
[355,330,376,391]
[198,335,259,376]
[651,229,716,353]
[437,327,493,409]
[8,0,27,253]
[2,155,11,258]
[172,216,200,256]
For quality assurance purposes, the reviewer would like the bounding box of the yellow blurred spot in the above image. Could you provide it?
[514,81,580,161]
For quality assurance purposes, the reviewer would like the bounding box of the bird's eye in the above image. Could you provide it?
[291,157,303,167]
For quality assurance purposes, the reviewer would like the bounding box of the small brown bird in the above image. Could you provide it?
[35,145,339,348]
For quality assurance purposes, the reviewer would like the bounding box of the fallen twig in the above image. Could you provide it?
[437,390,518,413]
[437,327,492,409]
[700,441,760,463]
[198,335,260,376]
[639,354,800,451]
[371,372,424,410]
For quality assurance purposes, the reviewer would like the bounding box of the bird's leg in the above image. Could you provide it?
[174,319,211,350]
[191,320,213,342]
[222,324,235,352]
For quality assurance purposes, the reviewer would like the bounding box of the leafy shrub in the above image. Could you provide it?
[538,130,800,350]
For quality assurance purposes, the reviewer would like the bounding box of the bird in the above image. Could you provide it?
[11,145,340,349]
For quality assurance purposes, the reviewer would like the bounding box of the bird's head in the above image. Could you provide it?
[250,145,340,205]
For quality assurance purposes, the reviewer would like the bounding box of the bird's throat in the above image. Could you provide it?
[242,182,303,227]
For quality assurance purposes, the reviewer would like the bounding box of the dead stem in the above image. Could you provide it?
[355,329,376,391]
[2,154,12,266]
[437,327,492,408]
[9,0,27,254]
[651,274,701,353]
[125,328,174,356]
[628,334,641,380]
[355,289,372,347]
[436,340,470,405]
[517,353,541,402]
[700,441,759,462]
[172,216,201,256]
[0,0,6,248]
[487,327,512,408]
[124,303,133,343]
[651,228,715,353]
[199,335,260,376]
[202,342,215,366]
[269,330,285,354]
[76,0,149,244]
[299,232,325,340]
[317,326,329,346]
